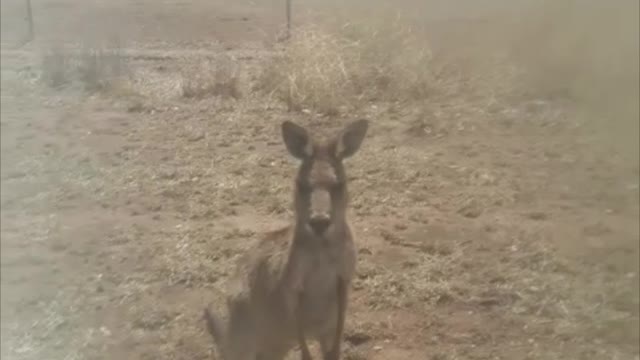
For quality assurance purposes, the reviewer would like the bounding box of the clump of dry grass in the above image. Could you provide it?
[260,26,352,114]
[41,47,69,89]
[77,47,127,92]
[40,45,129,92]
[340,15,435,99]
[259,13,435,115]
[180,56,241,100]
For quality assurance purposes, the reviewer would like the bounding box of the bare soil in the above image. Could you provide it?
[1,1,638,360]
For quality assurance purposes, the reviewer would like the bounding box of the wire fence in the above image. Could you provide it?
[6,0,294,47]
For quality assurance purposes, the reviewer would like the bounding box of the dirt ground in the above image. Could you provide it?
[1,1,639,360]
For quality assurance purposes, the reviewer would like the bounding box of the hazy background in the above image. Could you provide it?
[1,1,638,359]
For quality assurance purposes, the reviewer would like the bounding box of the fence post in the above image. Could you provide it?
[286,0,292,111]
[286,0,291,40]
[26,0,34,42]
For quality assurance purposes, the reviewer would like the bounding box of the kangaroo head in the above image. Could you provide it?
[281,119,369,237]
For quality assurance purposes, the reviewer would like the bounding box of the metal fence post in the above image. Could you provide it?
[26,0,34,42]
[286,0,291,40]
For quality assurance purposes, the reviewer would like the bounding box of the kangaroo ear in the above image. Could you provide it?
[282,121,312,159]
[335,119,369,159]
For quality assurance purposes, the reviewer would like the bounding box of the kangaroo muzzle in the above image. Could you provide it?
[308,188,331,235]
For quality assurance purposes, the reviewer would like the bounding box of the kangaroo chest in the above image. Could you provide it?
[299,238,355,332]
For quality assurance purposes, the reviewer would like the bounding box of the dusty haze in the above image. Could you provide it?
[1,0,638,359]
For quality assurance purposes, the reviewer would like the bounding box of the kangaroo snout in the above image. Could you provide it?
[309,214,331,235]
[309,188,331,235]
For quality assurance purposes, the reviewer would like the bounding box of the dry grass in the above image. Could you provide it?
[180,56,241,100]
[259,13,437,114]
[266,0,639,151]
[6,1,637,359]
[40,45,129,92]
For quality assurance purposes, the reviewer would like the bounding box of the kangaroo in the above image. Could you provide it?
[204,119,369,360]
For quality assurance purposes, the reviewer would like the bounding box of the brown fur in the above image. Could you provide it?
[204,119,369,360]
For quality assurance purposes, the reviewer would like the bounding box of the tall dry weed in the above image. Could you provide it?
[40,45,129,92]
[181,55,241,100]
[259,13,435,114]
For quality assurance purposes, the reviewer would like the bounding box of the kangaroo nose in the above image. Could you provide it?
[309,215,331,235]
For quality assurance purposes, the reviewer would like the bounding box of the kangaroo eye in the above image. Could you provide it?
[297,181,311,193]
[330,182,344,193]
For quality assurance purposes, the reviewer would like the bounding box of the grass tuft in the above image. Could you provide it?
[259,14,436,115]
[40,45,129,92]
